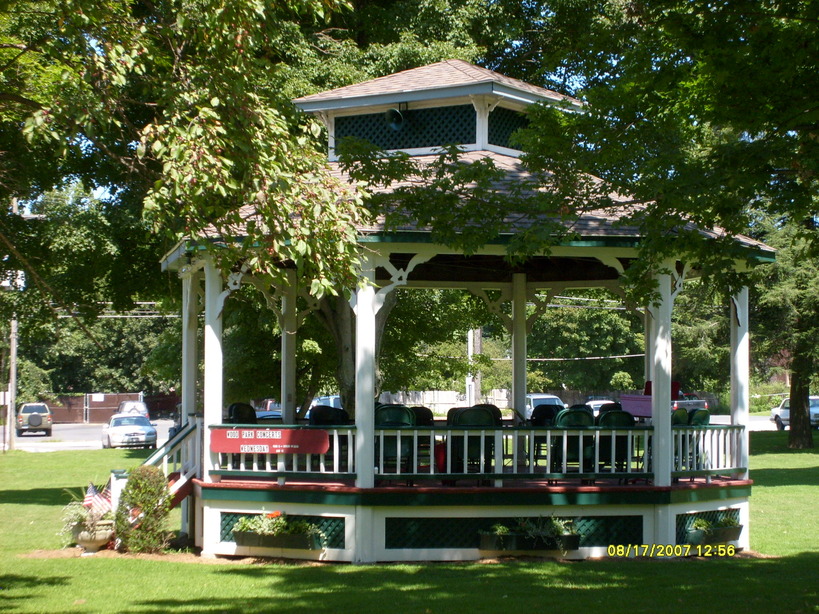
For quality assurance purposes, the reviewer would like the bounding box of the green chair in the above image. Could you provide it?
[551,408,595,473]
[688,408,710,426]
[671,408,689,426]
[597,410,636,472]
[375,404,415,472]
[449,405,496,473]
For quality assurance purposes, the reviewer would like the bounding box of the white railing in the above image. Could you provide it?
[143,416,201,498]
[213,426,356,477]
[671,425,745,478]
[207,424,745,485]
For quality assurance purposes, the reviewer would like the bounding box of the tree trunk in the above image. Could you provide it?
[314,289,399,418]
[787,350,814,449]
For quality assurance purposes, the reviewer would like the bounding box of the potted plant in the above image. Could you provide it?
[478,523,520,550]
[685,516,743,545]
[60,499,115,554]
[479,516,581,554]
[232,511,324,550]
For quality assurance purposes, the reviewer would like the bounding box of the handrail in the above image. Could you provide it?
[144,420,198,467]
[143,418,201,497]
[205,423,744,484]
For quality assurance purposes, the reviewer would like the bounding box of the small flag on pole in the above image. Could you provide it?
[83,480,112,515]
[83,482,98,508]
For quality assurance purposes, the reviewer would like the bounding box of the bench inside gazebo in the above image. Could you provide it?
[134,60,771,563]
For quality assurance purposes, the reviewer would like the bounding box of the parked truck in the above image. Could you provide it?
[672,392,709,411]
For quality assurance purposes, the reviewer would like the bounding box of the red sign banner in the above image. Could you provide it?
[210,428,330,454]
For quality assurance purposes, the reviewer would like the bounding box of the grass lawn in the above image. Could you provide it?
[1,433,817,613]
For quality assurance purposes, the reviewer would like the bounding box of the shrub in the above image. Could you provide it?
[115,465,171,553]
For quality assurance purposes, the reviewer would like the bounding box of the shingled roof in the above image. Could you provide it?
[293,59,581,112]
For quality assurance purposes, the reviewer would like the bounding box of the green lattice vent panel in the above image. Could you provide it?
[385,515,642,549]
[220,512,345,549]
[488,107,529,148]
[675,509,740,544]
[335,105,476,151]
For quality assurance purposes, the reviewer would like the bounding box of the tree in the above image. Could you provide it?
[527,290,644,391]
[751,214,819,448]
[5,0,367,300]
[500,1,817,447]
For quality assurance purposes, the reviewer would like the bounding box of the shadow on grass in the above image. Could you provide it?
[114,552,819,614]
[0,574,71,611]
[0,487,83,507]
[750,431,817,456]
[750,466,819,488]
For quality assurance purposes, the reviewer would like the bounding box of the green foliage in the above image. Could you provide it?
[527,290,644,390]
[515,515,577,538]
[379,290,497,392]
[115,465,171,554]
[15,358,52,402]
[609,371,634,391]
[232,511,320,537]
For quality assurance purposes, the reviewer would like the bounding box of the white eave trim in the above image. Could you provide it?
[294,82,576,114]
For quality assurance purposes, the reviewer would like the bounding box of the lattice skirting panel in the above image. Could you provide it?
[220,512,346,549]
[385,515,643,550]
[675,508,741,544]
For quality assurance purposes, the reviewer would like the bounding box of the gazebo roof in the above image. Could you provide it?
[293,59,581,113]
[162,61,775,275]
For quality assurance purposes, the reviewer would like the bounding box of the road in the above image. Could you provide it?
[3,415,777,452]
[3,419,176,453]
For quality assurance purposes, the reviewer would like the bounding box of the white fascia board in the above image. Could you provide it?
[294,83,499,114]
[160,239,190,272]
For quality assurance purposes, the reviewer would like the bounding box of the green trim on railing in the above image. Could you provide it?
[198,482,752,507]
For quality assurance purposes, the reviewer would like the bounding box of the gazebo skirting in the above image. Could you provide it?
[196,478,751,562]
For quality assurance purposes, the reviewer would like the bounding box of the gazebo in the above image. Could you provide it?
[146,60,773,562]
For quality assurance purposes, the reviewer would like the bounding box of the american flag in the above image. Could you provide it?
[83,480,112,515]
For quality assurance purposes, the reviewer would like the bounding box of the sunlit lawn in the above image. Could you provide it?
[1,433,817,613]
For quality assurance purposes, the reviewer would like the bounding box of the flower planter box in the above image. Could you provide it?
[685,525,743,545]
[479,533,581,552]
[233,531,323,550]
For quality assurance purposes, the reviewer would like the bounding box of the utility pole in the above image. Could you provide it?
[4,197,19,451]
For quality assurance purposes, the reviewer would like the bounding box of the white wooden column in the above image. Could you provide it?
[730,286,750,479]
[354,261,377,491]
[511,273,528,417]
[180,268,201,426]
[280,270,298,425]
[202,258,224,484]
[650,272,673,487]
[353,259,377,564]
[650,271,675,548]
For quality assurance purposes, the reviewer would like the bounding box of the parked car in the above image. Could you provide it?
[102,413,157,449]
[117,400,150,419]
[770,396,819,430]
[16,402,53,437]
[311,395,343,409]
[256,399,282,422]
[524,393,566,420]
[584,399,616,417]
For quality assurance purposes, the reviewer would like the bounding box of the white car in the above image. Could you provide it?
[102,413,158,449]
[770,396,819,431]
[524,393,566,420]
[585,399,616,417]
